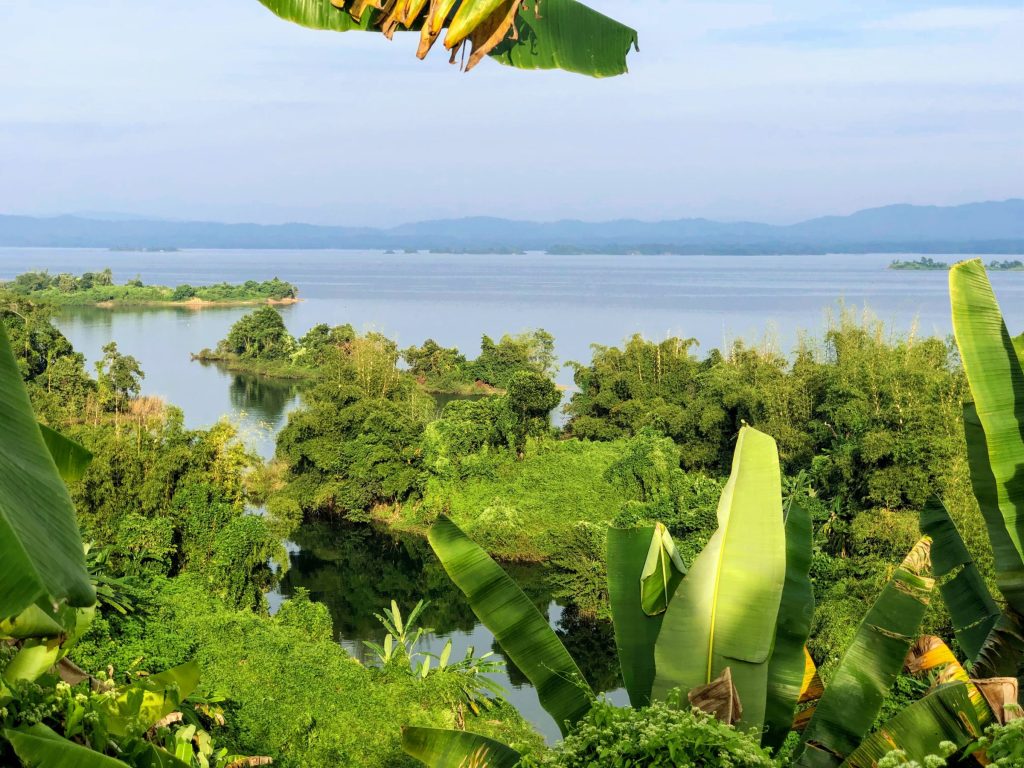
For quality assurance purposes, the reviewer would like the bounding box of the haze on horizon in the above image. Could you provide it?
[1,0,1021,227]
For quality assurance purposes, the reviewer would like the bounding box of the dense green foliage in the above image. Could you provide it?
[517,695,775,767]
[3,269,297,305]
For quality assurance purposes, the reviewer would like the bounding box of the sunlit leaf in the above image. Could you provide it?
[401,726,520,768]
[5,723,130,767]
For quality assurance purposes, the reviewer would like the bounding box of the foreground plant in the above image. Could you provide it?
[256,0,639,76]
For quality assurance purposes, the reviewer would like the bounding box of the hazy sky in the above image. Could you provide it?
[1,1,1021,225]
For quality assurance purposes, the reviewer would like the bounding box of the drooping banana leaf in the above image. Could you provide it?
[763,501,815,750]
[5,723,130,767]
[102,660,201,737]
[794,538,935,768]
[950,260,1024,601]
[639,522,686,616]
[963,401,1024,614]
[428,516,593,735]
[652,426,786,731]
[38,423,93,483]
[0,325,94,620]
[0,601,66,640]
[607,524,684,708]
[920,495,1003,662]
[2,606,94,686]
[401,726,521,768]
[840,683,990,768]
[255,0,638,77]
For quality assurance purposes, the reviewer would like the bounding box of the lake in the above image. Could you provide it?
[3,247,1022,740]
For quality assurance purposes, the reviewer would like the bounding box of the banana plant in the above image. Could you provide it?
[255,0,639,76]
[652,426,787,732]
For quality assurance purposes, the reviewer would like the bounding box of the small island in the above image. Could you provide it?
[1,269,298,307]
[889,257,1024,272]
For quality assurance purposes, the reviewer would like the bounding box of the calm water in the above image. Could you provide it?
[4,247,1024,740]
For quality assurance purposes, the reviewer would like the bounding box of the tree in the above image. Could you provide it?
[96,341,144,414]
[221,307,294,360]
[502,370,561,457]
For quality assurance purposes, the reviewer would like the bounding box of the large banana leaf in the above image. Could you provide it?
[38,423,93,483]
[102,660,201,737]
[428,516,592,735]
[794,538,935,768]
[2,606,94,686]
[920,495,1002,662]
[963,401,1024,614]
[950,259,1024,601]
[401,726,521,768]
[840,683,990,767]
[607,524,684,708]
[652,426,786,730]
[0,325,94,620]
[5,723,130,767]
[255,0,637,77]
[763,501,815,750]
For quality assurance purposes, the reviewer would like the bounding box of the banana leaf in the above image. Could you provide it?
[103,660,201,737]
[401,726,520,768]
[428,516,592,735]
[920,495,1003,662]
[763,501,815,750]
[963,401,1024,615]
[0,325,94,620]
[840,683,990,767]
[950,260,1024,603]
[255,0,637,77]
[607,524,684,708]
[5,723,130,767]
[38,423,93,483]
[794,538,935,767]
[652,426,786,731]
[3,606,94,686]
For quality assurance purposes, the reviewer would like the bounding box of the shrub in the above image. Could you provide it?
[518,694,775,767]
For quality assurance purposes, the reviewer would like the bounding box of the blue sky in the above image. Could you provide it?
[1,0,1021,225]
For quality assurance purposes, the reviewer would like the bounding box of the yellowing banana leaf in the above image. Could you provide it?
[0,602,65,640]
[103,660,201,738]
[840,683,990,768]
[39,423,93,483]
[256,0,638,77]
[2,605,94,687]
[428,516,593,735]
[950,260,1024,597]
[920,495,1003,663]
[963,402,1024,615]
[607,524,683,708]
[0,325,94,620]
[5,723,130,767]
[401,726,520,768]
[652,426,786,731]
[794,538,935,768]
[763,501,815,750]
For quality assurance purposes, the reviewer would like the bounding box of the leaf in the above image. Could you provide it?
[401,726,521,768]
[840,683,990,767]
[607,525,681,708]
[103,660,201,737]
[688,667,742,725]
[490,0,639,77]
[639,522,686,616]
[428,516,593,735]
[256,0,374,31]
[38,423,93,483]
[950,259,1024,609]
[0,324,94,619]
[794,538,935,768]
[652,426,786,731]
[963,402,1024,620]
[920,495,1003,663]
[763,501,815,750]
[5,723,130,767]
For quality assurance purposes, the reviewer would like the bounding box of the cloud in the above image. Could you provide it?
[866,7,1024,32]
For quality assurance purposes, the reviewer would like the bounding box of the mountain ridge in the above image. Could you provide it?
[1,199,1021,254]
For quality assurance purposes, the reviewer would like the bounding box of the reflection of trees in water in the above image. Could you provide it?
[227,374,297,423]
[280,520,621,693]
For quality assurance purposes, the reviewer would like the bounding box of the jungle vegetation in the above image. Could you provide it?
[6,258,1024,767]
[3,269,297,306]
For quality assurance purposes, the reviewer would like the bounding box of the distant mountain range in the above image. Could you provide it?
[1,200,1021,254]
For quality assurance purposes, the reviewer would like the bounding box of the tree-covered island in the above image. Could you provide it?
[1,268,298,307]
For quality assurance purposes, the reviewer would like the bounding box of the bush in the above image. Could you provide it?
[519,694,775,767]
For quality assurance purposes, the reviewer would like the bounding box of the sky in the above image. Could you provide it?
[1,0,1022,226]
